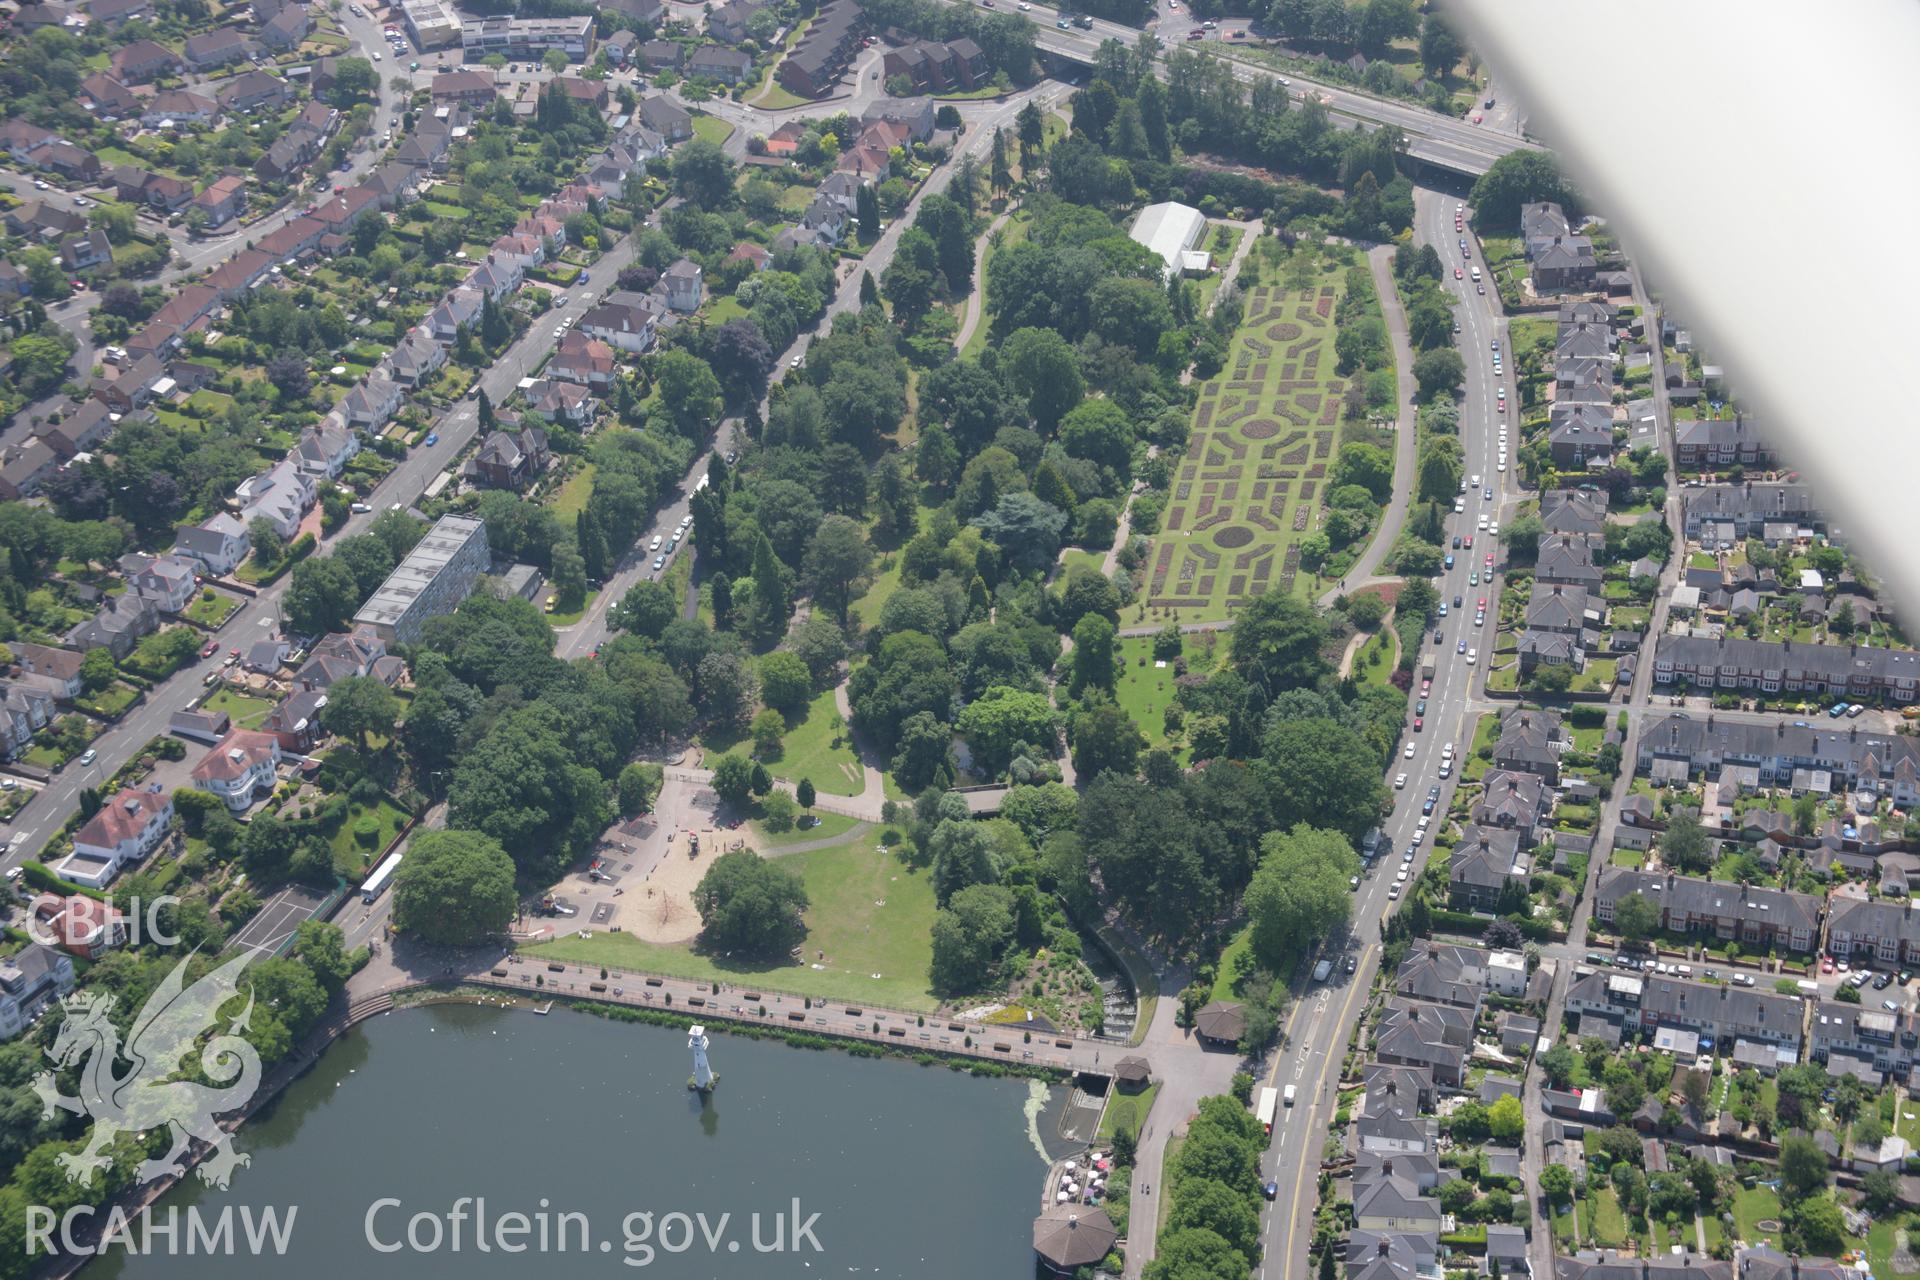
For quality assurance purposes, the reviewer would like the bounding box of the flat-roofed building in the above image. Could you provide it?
[351,514,490,646]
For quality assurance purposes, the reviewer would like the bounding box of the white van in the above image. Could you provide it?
[1283,1084,1297,1107]
[1470,265,1482,282]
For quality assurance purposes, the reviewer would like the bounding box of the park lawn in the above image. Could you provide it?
[1732,1185,1781,1246]
[691,114,735,147]
[1590,1187,1629,1248]
[1210,924,1254,1003]
[327,796,410,880]
[1352,627,1398,690]
[522,837,939,1010]
[1115,635,1186,759]
[753,809,861,848]
[202,686,276,729]
[767,687,864,798]
[1098,1082,1160,1142]
[1059,548,1105,579]
[852,506,926,619]
[182,589,243,628]
[1144,261,1358,623]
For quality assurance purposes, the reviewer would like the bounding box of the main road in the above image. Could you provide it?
[930,0,1534,176]
[1256,184,1512,1280]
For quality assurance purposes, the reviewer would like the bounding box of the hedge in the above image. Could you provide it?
[21,860,106,900]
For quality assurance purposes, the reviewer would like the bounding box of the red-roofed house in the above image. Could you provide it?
[191,729,282,811]
[58,788,173,888]
[28,894,126,959]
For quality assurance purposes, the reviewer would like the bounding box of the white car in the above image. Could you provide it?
[1403,742,1417,759]
[1466,648,1478,665]
[649,535,662,551]
[372,50,381,59]
[553,325,565,337]
[1388,882,1401,900]
[1477,515,1489,530]
[1497,462,1508,472]
[1470,474,1481,487]
[1394,773,1408,789]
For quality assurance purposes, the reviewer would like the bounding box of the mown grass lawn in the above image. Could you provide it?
[202,686,276,729]
[182,590,243,628]
[1114,635,1186,758]
[752,809,861,848]
[547,464,596,519]
[1098,1081,1160,1142]
[764,687,864,798]
[327,796,410,880]
[523,837,939,1010]
[690,114,735,147]
[1732,1185,1781,1246]
[1589,1187,1629,1247]
[1210,924,1253,1003]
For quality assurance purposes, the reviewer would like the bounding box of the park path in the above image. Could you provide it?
[1208,218,1264,314]
[831,679,889,816]
[1317,243,1420,607]
[952,209,1013,354]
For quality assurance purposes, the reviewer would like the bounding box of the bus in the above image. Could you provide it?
[1255,1086,1279,1134]
[360,851,403,903]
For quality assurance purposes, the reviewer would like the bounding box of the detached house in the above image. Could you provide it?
[236,458,315,540]
[659,258,704,313]
[67,592,159,659]
[688,44,752,84]
[577,297,657,353]
[471,426,550,490]
[125,553,199,613]
[173,512,250,576]
[60,789,173,889]
[191,729,283,811]
[549,332,616,387]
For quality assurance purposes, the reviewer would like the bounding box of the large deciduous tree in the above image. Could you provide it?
[393,829,517,946]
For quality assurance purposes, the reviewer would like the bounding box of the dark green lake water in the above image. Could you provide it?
[86,1001,1068,1278]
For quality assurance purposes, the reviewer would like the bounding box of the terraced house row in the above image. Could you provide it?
[1651,634,1920,702]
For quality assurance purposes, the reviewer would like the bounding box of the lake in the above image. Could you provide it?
[87,1001,1071,1278]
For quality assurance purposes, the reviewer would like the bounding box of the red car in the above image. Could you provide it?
[1453,267,1463,279]
[1420,679,1432,696]
[1464,535,1473,548]
[1413,717,1423,732]
[229,647,241,658]
[1477,598,1487,609]
[201,639,220,658]
[1821,956,1836,974]
[1485,553,1494,566]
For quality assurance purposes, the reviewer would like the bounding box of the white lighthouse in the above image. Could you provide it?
[688,1024,715,1092]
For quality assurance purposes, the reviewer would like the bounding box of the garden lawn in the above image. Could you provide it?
[522,837,939,1010]
[1589,1187,1628,1248]
[1732,1185,1781,1246]
[182,590,243,628]
[201,686,276,729]
[1144,266,1360,622]
[767,687,864,798]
